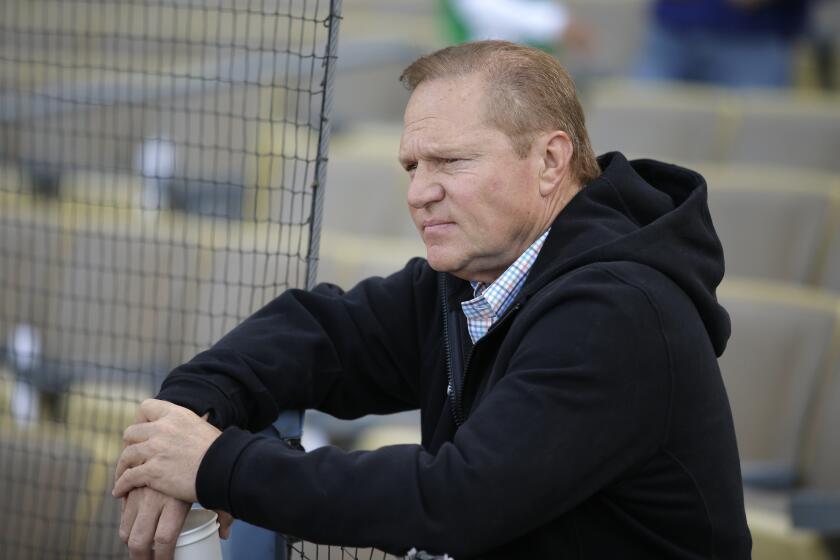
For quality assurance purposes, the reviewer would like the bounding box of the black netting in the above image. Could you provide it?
[288,541,402,560]
[0,1,397,558]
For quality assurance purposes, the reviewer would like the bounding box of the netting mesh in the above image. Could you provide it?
[0,1,398,558]
[288,543,401,560]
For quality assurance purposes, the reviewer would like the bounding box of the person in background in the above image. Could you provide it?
[441,0,592,54]
[636,0,816,88]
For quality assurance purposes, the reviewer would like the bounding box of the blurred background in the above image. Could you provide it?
[1,0,839,558]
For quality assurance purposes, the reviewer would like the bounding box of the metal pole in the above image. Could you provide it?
[305,0,342,291]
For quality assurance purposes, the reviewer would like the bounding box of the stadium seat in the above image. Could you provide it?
[318,231,424,289]
[585,81,729,162]
[0,203,67,388]
[54,227,199,377]
[190,220,308,347]
[704,177,835,285]
[60,169,142,208]
[322,155,414,238]
[322,122,415,239]
[796,327,840,521]
[693,162,839,196]
[315,123,425,288]
[340,1,439,48]
[0,366,12,423]
[717,280,838,481]
[744,336,840,559]
[728,94,840,173]
[0,163,25,194]
[0,428,95,559]
[821,234,840,293]
[60,410,142,558]
[748,509,839,560]
[718,280,840,557]
[586,80,840,175]
[64,381,149,435]
[814,192,840,292]
[78,464,126,558]
[353,424,422,451]
[331,47,417,126]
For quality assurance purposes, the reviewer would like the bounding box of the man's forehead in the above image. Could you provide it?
[404,75,488,119]
[398,75,500,158]
[398,126,491,159]
[411,73,487,100]
[398,141,463,160]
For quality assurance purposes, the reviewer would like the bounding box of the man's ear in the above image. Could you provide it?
[539,131,574,197]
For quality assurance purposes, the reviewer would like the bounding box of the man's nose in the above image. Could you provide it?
[407,164,444,209]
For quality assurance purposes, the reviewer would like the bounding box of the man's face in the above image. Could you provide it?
[399,74,549,283]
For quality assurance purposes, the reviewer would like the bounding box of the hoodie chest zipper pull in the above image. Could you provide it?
[441,274,524,427]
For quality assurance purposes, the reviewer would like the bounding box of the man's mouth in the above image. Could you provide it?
[422,219,454,231]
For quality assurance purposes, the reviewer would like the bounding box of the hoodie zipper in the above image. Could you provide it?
[440,274,464,427]
[440,273,522,427]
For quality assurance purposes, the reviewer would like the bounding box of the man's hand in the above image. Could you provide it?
[120,487,190,560]
[113,399,222,503]
[115,399,232,558]
[119,489,234,559]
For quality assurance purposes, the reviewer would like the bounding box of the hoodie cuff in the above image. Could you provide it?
[196,426,260,513]
[156,376,234,429]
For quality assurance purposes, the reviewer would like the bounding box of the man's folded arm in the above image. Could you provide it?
[156,258,435,431]
[193,275,670,557]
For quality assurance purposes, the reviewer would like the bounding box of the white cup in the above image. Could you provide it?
[174,508,223,560]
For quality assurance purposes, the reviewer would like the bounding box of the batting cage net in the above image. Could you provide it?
[0,0,402,558]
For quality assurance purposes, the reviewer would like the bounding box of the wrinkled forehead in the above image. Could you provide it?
[403,74,490,125]
[398,114,500,166]
[399,75,495,150]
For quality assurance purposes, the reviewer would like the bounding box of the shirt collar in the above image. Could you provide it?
[460,228,550,343]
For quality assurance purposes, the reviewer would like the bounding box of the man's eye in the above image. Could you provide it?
[443,158,461,165]
[404,162,417,172]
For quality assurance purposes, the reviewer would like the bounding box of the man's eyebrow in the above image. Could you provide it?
[399,143,480,163]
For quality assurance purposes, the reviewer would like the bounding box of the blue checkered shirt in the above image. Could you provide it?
[461,229,550,343]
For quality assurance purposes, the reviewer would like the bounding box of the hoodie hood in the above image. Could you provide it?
[524,152,730,356]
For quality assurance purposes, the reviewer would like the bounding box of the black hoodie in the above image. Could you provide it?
[158,153,752,558]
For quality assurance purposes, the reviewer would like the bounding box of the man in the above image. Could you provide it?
[114,41,752,558]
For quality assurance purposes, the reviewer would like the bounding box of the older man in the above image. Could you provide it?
[114,41,751,559]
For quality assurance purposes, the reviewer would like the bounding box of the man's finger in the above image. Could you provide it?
[133,401,155,424]
[126,491,162,560]
[123,422,154,446]
[153,498,190,560]
[123,402,158,452]
[115,441,152,480]
[139,398,175,422]
[119,492,141,544]
[113,464,149,498]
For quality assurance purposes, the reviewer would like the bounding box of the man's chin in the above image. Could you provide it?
[424,257,449,273]
[424,251,458,274]
[425,253,474,281]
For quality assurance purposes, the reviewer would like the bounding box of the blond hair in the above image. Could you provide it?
[400,40,601,185]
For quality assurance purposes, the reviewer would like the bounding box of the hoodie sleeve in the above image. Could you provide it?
[156,258,435,432]
[194,267,672,557]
